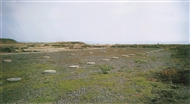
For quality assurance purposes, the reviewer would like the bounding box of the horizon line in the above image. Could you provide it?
[2,0,189,3]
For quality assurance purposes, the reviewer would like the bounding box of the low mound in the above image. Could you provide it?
[0,38,17,44]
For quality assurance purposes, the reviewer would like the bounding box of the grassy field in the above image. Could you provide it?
[0,46,189,103]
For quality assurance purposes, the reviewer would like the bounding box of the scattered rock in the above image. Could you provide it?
[70,53,75,56]
[43,56,50,58]
[102,59,110,61]
[154,50,158,52]
[69,65,79,68]
[3,59,12,62]
[103,51,107,53]
[89,52,93,54]
[15,49,20,52]
[122,55,129,57]
[7,77,21,82]
[112,57,119,59]
[114,50,118,52]
[86,62,95,65]
[129,54,135,56]
[43,70,56,74]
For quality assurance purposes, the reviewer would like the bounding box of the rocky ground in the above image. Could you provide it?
[1,47,189,104]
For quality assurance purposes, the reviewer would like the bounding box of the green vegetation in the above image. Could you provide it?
[0,38,17,44]
[111,44,182,49]
[99,64,114,74]
[0,46,15,52]
[149,45,190,103]
[155,45,190,86]
[1,45,190,103]
[134,59,147,64]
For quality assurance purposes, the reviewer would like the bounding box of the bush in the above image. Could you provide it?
[160,68,178,83]
[177,70,190,85]
[134,59,147,64]
[156,68,190,85]
[160,45,190,85]
[0,47,14,52]
[175,45,190,58]
[151,87,190,104]
[99,64,114,74]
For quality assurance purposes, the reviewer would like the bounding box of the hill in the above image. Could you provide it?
[0,38,17,44]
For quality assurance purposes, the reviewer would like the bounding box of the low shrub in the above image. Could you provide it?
[175,45,190,58]
[99,64,114,74]
[156,68,190,85]
[134,59,147,64]
[160,68,178,83]
[0,47,14,52]
[151,87,190,104]
[177,70,190,85]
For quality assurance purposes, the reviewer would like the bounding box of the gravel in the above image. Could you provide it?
[1,48,179,103]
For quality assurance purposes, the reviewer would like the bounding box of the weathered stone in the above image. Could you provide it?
[44,70,56,74]
[122,55,129,57]
[102,59,110,61]
[15,49,20,52]
[70,53,75,56]
[114,50,118,52]
[7,77,21,82]
[86,62,95,65]
[103,51,107,53]
[129,54,135,56]
[112,57,119,59]
[43,56,50,58]
[89,52,93,54]
[3,59,11,62]
[69,65,79,68]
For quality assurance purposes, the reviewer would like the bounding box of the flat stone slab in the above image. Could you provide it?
[43,56,50,58]
[102,59,110,61]
[114,50,118,52]
[103,51,107,53]
[3,59,11,62]
[89,52,93,54]
[122,55,129,57]
[44,70,56,74]
[112,57,119,59]
[7,77,21,82]
[69,65,79,68]
[86,62,95,65]
[129,54,135,56]
[70,53,75,56]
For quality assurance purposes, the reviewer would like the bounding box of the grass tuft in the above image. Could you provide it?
[98,64,114,74]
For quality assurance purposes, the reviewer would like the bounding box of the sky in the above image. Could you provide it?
[1,0,189,44]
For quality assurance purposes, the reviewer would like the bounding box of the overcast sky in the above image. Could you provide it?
[1,0,189,44]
